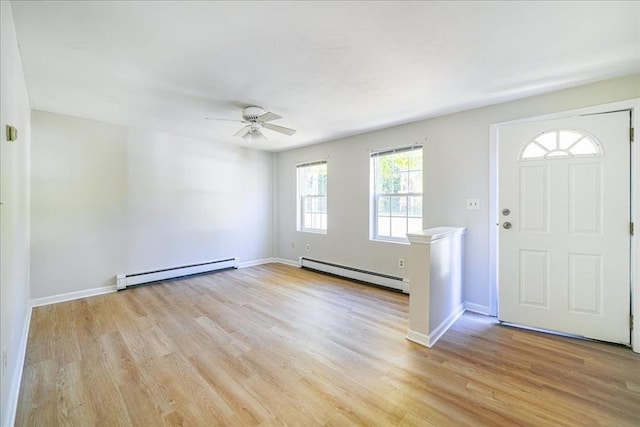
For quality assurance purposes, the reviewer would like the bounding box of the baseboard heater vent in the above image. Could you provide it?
[116,257,239,290]
[299,257,408,293]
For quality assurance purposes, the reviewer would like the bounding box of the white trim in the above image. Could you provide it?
[490,98,640,353]
[406,303,465,348]
[406,329,432,347]
[407,226,466,245]
[30,285,117,308]
[465,302,491,316]
[428,303,466,347]
[237,257,275,268]
[633,99,639,354]
[274,257,300,267]
[489,124,499,316]
[29,257,290,307]
[4,305,32,427]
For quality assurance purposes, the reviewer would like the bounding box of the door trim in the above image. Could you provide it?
[490,98,640,353]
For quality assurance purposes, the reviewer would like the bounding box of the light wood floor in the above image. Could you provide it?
[15,264,640,426]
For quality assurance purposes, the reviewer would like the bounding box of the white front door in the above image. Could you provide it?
[498,111,631,345]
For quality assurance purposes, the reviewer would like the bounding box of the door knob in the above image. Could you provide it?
[503,222,512,229]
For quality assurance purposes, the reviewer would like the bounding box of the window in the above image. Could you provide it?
[520,129,602,161]
[297,160,327,233]
[371,146,423,242]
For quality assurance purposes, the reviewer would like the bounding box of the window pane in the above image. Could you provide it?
[378,196,390,215]
[407,150,422,170]
[408,171,422,193]
[391,217,408,238]
[571,138,598,155]
[318,197,327,213]
[536,132,556,151]
[559,130,582,149]
[408,196,422,216]
[390,196,406,216]
[317,166,327,195]
[389,173,401,193]
[408,217,422,233]
[313,214,321,229]
[377,216,391,237]
[400,172,409,192]
[522,143,547,159]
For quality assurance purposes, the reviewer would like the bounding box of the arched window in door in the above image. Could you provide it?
[520,129,602,161]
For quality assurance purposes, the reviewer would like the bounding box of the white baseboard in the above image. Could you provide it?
[274,258,300,267]
[30,285,117,308]
[465,302,491,315]
[406,303,465,348]
[32,257,284,307]
[429,303,466,347]
[406,329,432,347]
[4,304,33,427]
[238,257,276,268]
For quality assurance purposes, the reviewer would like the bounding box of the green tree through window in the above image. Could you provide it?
[372,147,422,241]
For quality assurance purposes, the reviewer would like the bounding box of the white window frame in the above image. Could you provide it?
[297,160,328,234]
[370,145,423,243]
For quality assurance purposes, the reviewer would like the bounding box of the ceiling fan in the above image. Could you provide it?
[206,106,297,141]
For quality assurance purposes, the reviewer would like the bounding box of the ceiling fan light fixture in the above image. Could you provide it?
[243,128,265,141]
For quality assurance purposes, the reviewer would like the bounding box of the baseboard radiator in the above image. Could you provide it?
[299,257,408,293]
[116,257,239,290]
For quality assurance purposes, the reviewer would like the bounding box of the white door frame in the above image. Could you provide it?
[489,99,640,353]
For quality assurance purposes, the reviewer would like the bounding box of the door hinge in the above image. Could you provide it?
[631,127,634,142]
[631,222,635,236]
[631,315,634,331]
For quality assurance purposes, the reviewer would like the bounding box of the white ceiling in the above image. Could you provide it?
[10,1,640,151]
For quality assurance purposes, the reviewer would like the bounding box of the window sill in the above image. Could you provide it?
[370,238,410,245]
[299,229,327,235]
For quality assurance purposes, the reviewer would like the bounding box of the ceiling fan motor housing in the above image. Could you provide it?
[242,106,265,121]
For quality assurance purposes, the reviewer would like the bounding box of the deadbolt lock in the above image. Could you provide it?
[502,208,511,216]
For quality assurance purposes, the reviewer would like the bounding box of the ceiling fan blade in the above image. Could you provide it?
[206,117,244,122]
[262,122,297,136]
[234,125,252,137]
[256,112,282,123]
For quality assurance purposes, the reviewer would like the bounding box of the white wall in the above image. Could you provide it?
[276,74,640,312]
[1,2,32,425]
[30,111,273,299]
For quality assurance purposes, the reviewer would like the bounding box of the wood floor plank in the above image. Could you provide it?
[15,263,640,426]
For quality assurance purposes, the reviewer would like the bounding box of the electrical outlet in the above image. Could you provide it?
[2,346,7,377]
[291,242,295,249]
[305,244,311,251]
[466,199,480,210]
[399,258,405,268]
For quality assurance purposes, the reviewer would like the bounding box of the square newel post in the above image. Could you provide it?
[406,226,466,348]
